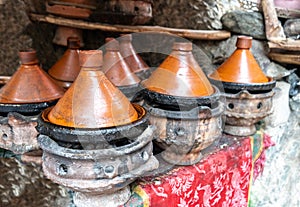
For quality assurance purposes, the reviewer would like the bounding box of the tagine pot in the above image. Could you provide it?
[209,36,276,136]
[0,49,64,157]
[142,42,223,165]
[103,37,141,100]
[119,34,151,80]
[37,50,158,207]
[48,37,81,88]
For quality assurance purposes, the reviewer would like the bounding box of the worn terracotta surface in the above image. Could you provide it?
[104,0,153,25]
[142,42,214,97]
[48,37,81,86]
[0,50,64,104]
[47,50,138,128]
[209,36,269,84]
[223,90,274,136]
[119,34,150,75]
[103,37,141,87]
[45,0,96,19]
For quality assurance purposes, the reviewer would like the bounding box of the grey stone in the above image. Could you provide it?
[283,18,300,38]
[152,0,224,30]
[0,0,59,75]
[250,111,300,207]
[0,0,32,75]
[221,11,266,39]
[264,81,291,127]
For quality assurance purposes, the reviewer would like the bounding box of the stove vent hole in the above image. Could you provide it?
[175,127,186,136]
[2,133,8,140]
[228,103,234,109]
[141,151,149,161]
[105,165,114,174]
[58,164,68,175]
[257,102,263,109]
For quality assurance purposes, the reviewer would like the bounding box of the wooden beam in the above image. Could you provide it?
[268,52,300,65]
[268,40,300,51]
[0,76,11,85]
[29,13,231,40]
[261,0,286,42]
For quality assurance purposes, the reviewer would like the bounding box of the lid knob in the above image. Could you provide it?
[79,50,102,68]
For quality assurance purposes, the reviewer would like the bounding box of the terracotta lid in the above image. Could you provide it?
[103,38,141,87]
[0,49,65,104]
[48,37,81,83]
[47,50,139,128]
[119,34,150,74]
[209,36,269,84]
[142,42,214,97]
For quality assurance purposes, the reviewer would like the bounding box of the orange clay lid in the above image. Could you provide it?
[142,42,214,97]
[47,50,139,128]
[103,37,141,87]
[48,37,81,82]
[119,34,150,73]
[209,36,269,83]
[0,49,65,104]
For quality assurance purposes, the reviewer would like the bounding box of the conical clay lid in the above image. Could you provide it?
[48,37,81,82]
[119,34,150,74]
[47,50,138,128]
[0,49,65,104]
[103,38,141,87]
[142,42,214,97]
[209,36,269,83]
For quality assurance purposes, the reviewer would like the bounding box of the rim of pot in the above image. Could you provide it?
[36,103,149,143]
[209,77,276,93]
[142,85,221,110]
[37,125,154,159]
[0,100,58,116]
[144,101,224,120]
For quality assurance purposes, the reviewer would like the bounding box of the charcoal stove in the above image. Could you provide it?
[209,36,276,136]
[37,50,158,207]
[0,49,64,158]
[141,42,224,165]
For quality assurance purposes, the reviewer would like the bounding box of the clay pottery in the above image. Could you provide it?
[119,34,151,79]
[47,50,139,128]
[37,51,158,207]
[46,0,96,19]
[0,49,65,104]
[145,102,223,165]
[38,125,158,207]
[142,42,215,98]
[100,0,153,25]
[223,90,274,136]
[140,42,223,165]
[0,49,64,156]
[209,36,270,84]
[48,37,81,88]
[208,36,276,136]
[103,37,141,100]
[53,26,84,47]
